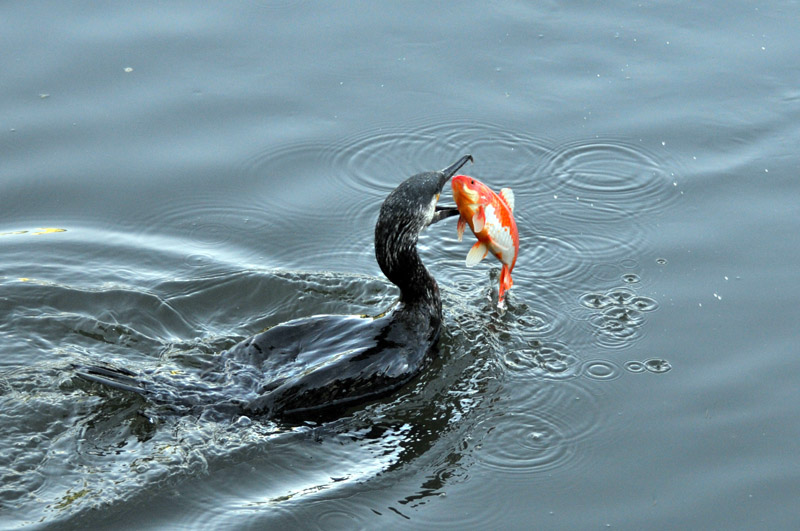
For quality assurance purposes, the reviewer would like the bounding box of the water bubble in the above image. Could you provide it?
[644,359,672,373]
[622,273,640,284]
[607,289,635,304]
[630,296,659,311]
[579,293,613,309]
[581,287,659,349]
[502,342,579,381]
[603,306,643,324]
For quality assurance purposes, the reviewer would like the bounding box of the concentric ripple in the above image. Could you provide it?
[533,138,679,225]
[326,118,551,187]
[472,383,604,477]
[236,141,382,270]
[233,119,555,274]
[474,409,575,475]
[624,360,647,373]
[142,189,271,248]
[581,359,623,381]
[314,508,369,531]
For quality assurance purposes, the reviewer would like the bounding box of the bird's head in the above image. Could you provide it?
[374,155,473,294]
[377,154,473,235]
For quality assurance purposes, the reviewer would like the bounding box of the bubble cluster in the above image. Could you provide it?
[502,341,580,381]
[579,288,659,349]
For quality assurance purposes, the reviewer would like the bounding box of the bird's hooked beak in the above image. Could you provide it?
[438,154,474,190]
[429,154,473,225]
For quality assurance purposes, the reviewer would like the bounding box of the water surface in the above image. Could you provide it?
[2,1,800,529]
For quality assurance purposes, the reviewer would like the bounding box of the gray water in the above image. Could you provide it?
[2,1,800,529]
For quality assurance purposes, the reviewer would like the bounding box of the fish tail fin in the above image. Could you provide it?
[498,264,513,303]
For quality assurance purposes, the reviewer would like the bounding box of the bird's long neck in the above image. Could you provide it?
[375,215,442,323]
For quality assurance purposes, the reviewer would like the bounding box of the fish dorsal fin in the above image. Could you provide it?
[499,188,515,212]
[465,241,489,267]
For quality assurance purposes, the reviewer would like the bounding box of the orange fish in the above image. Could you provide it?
[451,175,519,304]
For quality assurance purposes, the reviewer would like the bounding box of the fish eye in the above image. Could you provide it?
[470,179,475,185]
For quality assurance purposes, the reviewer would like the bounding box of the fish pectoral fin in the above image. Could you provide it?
[472,208,485,233]
[457,216,466,242]
[465,241,489,267]
[500,188,515,212]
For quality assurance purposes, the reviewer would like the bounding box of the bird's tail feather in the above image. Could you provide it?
[72,363,241,416]
[73,364,150,396]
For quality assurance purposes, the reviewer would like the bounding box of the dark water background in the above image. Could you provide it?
[3,1,800,529]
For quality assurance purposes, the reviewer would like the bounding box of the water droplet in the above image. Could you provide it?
[184,253,212,268]
[607,289,634,304]
[630,296,658,311]
[644,359,671,373]
[579,293,612,309]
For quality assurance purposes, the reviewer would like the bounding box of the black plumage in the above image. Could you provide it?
[75,155,473,420]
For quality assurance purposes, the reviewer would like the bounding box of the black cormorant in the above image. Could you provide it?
[75,155,473,420]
